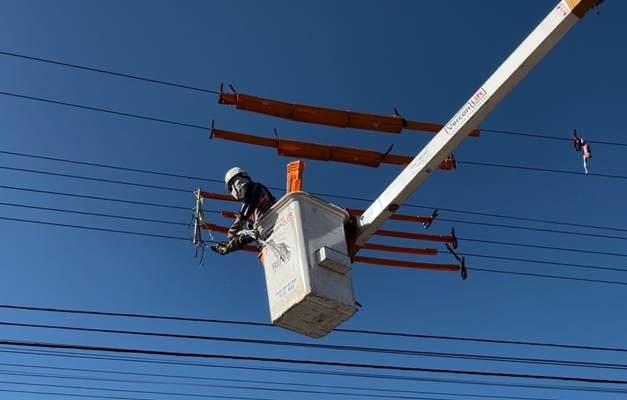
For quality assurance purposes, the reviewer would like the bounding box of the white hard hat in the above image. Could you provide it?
[225,167,250,191]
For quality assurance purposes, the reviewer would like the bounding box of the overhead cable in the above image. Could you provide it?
[0,49,624,147]
[2,339,627,385]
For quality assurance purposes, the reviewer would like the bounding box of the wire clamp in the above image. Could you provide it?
[446,242,467,280]
[423,209,439,229]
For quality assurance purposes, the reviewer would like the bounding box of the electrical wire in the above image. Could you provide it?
[3,147,626,236]
[0,370,502,400]
[4,347,626,395]
[458,160,627,180]
[3,304,626,354]
[0,362,556,400]
[4,163,627,260]
[2,339,627,385]
[0,379,277,400]
[0,90,209,131]
[2,212,627,287]
[0,50,222,95]
[1,49,625,147]
[0,388,146,400]
[2,200,627,275]
[4,320,626,372]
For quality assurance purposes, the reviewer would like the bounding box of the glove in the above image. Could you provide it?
[210,241,230,255]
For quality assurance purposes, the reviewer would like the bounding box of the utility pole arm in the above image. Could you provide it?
[352,0,602,251]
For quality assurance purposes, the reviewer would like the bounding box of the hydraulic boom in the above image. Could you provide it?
[351,0,604,253]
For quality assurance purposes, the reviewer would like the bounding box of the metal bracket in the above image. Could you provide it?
[382,144,394,160]
[593,0,604,15]
[392,108,408,126]
[209,119,216,139]
[448,153,457,169]
[446,242,467,280]
[422,209,439,229]
[450,227,458,249]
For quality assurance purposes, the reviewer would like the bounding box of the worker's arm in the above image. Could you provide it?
[228,181,258,239]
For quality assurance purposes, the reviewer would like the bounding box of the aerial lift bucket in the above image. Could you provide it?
[254,190,357,339]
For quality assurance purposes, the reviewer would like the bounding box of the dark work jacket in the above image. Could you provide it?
[228,180,277,238]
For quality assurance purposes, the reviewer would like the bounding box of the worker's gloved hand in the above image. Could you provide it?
[210,241,231,255]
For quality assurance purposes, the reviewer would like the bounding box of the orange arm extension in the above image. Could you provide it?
[239,246,454,272]
[218,90,480,137]
[375,228,457,246]
[210,128,455,170]
[199,192,238,203]
[346,208,431,224]
[201,222,437,256]
[353,256,459,272]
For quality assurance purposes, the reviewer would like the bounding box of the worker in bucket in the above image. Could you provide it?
[211,167,277,255]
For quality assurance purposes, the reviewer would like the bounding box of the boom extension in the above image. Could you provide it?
[217,87,480,137]
[210,126,456,170]
[351,0,603,253]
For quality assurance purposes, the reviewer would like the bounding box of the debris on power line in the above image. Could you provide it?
[571,129,592,174]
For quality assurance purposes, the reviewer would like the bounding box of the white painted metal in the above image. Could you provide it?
[353,1,597,249]
[256,191,357,338]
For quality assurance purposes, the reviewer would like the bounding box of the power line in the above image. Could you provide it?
[2,212,627,287]
[460,237,627,259]
[0,50,221,95]
[0,362,554,400]
[480,128,627,147]
[0,379,277,400]
[0,370,497,400]
[458,160,627,180]
[0,164,189,194]
[0,90,209,131]
[0,183,190,211]
[4,163,627,259]
[0,388,147,400]
[4,320,626,372]
[3,147,626,236]
[4,347,625,396]
[2,339,627,385]
[1,49,625,148]
[2,200,627,276]
[2,304,627,354]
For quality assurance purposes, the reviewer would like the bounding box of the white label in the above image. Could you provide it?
[444,87,488,136]
[408,147,433,172]
[276,277,297,299]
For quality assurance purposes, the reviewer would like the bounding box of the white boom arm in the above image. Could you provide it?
[352,0,602,251]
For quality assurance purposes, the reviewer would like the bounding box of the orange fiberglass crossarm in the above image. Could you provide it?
[218,210,455,247]
[198,191,441,228]
[217,85,481,137]
[199,221,438,256]
[238,245,457,272]
[209,126,457,171]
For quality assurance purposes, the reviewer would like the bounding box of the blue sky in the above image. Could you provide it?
[0,0,626,399]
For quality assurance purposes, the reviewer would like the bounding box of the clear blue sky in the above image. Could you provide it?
[0,0,626,399]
